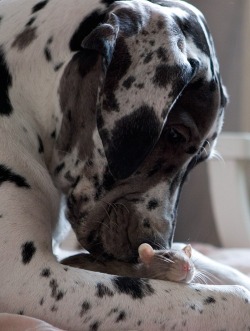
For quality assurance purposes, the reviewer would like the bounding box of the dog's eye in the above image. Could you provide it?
[164,127,187,144]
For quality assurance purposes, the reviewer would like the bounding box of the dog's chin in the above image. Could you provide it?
[76,222,135,262]
[90,246,136,263]
[89,231,136,262]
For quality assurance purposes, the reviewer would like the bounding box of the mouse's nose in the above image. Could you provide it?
[183,263,191,272]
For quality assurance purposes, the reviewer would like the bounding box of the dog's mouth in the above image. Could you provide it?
[68,179,171,261]
[77,205,169,262]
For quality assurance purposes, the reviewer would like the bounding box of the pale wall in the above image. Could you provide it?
[175,0,247,245]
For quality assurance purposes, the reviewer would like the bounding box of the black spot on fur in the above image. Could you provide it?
[153,64,178,88]
[70,10,105,51]
[157,19,164,30]
[0,164,31,188]
[40,268,51,278]
[44,47,52,62]
[39,298,44,306]
[49,279,65,301]
[54,162,65,175]
[37,135,44,153]
[122,76,136,89]
[112,277,154,299]
[116,311,127,323]
[135,83,144,89]
[54,62,64,71]
[104,104,161,179]
[80,301,91,317]
[21,241,36,264]
[12,27,37,50]
[107,308,119,316]
[96,283,114,298]
[147,199,159,210]
[89,321,100,331]
[32,0,49,14]
[0,47,13,116]
[26,16,36,27]
[47,36,53,44]
[50,305,58,312]
[143,52,153,64]
[143,218,151,228]
[156,47,168,62]
[204,296,216,304]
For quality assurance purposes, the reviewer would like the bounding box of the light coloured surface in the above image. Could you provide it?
[208,133,250,247]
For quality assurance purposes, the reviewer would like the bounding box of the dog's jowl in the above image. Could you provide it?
[1,1,250,331]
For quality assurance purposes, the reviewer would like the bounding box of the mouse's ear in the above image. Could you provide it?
[138,243,155,265]
[182,244,192,258]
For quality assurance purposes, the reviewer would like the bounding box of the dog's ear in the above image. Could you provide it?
[57,13,119,162]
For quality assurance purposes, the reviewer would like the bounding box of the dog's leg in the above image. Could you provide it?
[1,160,250,331]
[0,139,250,330]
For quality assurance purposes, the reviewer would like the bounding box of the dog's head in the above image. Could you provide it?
[56,0,227,261]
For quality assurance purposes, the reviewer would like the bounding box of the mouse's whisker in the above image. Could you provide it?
[197,268,221,284]
[158,255,174,264]
[193,272,209,285]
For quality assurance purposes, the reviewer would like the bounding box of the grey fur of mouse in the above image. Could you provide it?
[61,244,195,283]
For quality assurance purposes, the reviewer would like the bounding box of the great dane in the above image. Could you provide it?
[1,0,250,330]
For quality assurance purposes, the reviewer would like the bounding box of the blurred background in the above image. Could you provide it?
[175,0,250,246]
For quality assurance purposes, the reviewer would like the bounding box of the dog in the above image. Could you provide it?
[1,0,250,330]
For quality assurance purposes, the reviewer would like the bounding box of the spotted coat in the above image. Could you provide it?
[0,0,250,330]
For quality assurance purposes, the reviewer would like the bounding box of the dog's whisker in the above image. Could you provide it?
[114,202,130,214]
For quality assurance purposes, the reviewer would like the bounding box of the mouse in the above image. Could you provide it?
[61,243,195,283]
